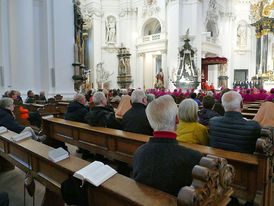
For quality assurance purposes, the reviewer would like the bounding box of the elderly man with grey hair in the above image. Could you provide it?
[122,90,153,135]
[85,92,121,129]
[133,95,202,196]
[209,91,261,154]
[65,93,88,123]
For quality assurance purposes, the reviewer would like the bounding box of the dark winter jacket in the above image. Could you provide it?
[198,108,220,126]
[0,108,25,133]
[65,101,88,123]
[209,111,261,154]
[25,97,35,104]
[122,103,153,135]
[85,106,121,129]
[133,132,202,196]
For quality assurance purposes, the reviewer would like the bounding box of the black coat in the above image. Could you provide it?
[122,103,153,135]
[198,108,220,126]
[25,97,35,103]
[64,101,88,123]
[209,111,261,154]
[133,136,202,196]
[0,108,25,133]
[85,106,121,129]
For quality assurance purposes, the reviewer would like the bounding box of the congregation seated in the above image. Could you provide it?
[25,90,35,103]
[213,88,231,116]
[85,92,121,129]
[16,91,23,103]
[176,99,209,145]
[122,90,153,135]
[110,89,121,103]
[65,94,88,123]
[7,90,17,100]
[39,91,47,101]
[133,95,202,196]
[190,92,201,106]
[253,101,274,127]
[0,192,9,206]
[198,95,220,126]
[0,98,25,133]
[115,89,132,117]
[209,91,261,154]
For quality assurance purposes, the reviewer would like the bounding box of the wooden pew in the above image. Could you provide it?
[42,118,273,206]
[0,130,233,206]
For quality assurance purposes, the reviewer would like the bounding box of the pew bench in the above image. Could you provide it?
[42,118,273,206]
[0,130,233,206]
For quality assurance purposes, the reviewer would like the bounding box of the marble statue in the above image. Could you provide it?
[155,68,164,88]
[106,16,116,43]
[237,23,247,47]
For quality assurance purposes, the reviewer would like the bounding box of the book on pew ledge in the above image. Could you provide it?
[0,126,8,134]
[42,115,54,119]
[48,147,69,163]
[73,161,117,187]
[11,131,32,142]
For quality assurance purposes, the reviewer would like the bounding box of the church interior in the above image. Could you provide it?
[0,0,274,206]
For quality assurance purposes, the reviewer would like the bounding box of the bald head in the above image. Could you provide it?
[221,91,242,112]
[74,94,85,105]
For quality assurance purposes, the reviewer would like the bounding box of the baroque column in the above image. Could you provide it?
[8,0,35,92]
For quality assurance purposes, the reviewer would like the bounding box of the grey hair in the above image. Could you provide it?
[0,98,14,109]
[120,89,128,95]
[146,95,178,131]
[74,93,85,103]
[222,91,242,111]
[131,90,146,104]
[146,93,155,104]
[92,92,105,105]
[178,99,198,122]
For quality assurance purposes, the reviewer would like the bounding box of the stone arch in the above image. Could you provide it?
[142,17,161,36]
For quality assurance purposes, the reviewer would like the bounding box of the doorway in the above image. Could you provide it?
[234,69,248,82]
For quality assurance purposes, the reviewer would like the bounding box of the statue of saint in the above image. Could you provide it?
[237,24,247,47]
[106,17,116,43]
[155,69,164,88]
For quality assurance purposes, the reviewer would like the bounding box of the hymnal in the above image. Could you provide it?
[0,126,7,134]
[73,161,117,187]
[11,131,32,142]
[48,147,69,163]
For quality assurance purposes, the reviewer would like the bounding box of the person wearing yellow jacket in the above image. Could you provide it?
[176,99,209,145]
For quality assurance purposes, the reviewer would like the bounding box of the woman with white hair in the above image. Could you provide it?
[176,99,209,145]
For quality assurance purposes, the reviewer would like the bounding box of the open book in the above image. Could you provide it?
[73,161,117,187]
[11,131,32,142]
[48,147,69,163]
[0,126,8,134]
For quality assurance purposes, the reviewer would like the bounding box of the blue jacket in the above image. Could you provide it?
[0,108,25,133]
[209,111,261,154]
